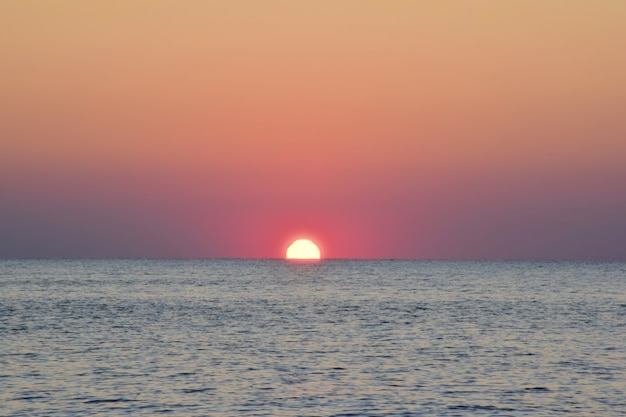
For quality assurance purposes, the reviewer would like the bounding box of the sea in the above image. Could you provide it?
[1,259,625,416]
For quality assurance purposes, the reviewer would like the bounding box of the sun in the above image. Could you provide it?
[286,239,321,260]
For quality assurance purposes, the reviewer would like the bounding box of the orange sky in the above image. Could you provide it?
[1,1,625,259]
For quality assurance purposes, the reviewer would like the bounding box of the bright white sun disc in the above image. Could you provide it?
[286,239,321,260]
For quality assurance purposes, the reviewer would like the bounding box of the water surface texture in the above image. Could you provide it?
[1,260,625,416]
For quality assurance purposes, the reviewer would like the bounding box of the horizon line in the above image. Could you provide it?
[0,257,624,263]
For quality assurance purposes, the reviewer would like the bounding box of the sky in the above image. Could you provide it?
[1,1,625,260]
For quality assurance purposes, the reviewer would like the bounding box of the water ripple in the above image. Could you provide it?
[1,259,625,416]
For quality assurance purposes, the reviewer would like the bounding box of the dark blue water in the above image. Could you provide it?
[1,260,625,416]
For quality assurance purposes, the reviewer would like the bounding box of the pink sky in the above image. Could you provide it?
[1,1,625,259]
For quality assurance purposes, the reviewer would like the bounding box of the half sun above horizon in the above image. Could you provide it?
[286,239,321,260]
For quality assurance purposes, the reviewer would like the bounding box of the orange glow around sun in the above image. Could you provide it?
[286,239,321,260]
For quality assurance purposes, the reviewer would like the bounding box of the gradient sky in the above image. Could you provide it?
[1,1,625,259]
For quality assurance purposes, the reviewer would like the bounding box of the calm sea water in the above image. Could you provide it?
[1,260,625,416]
